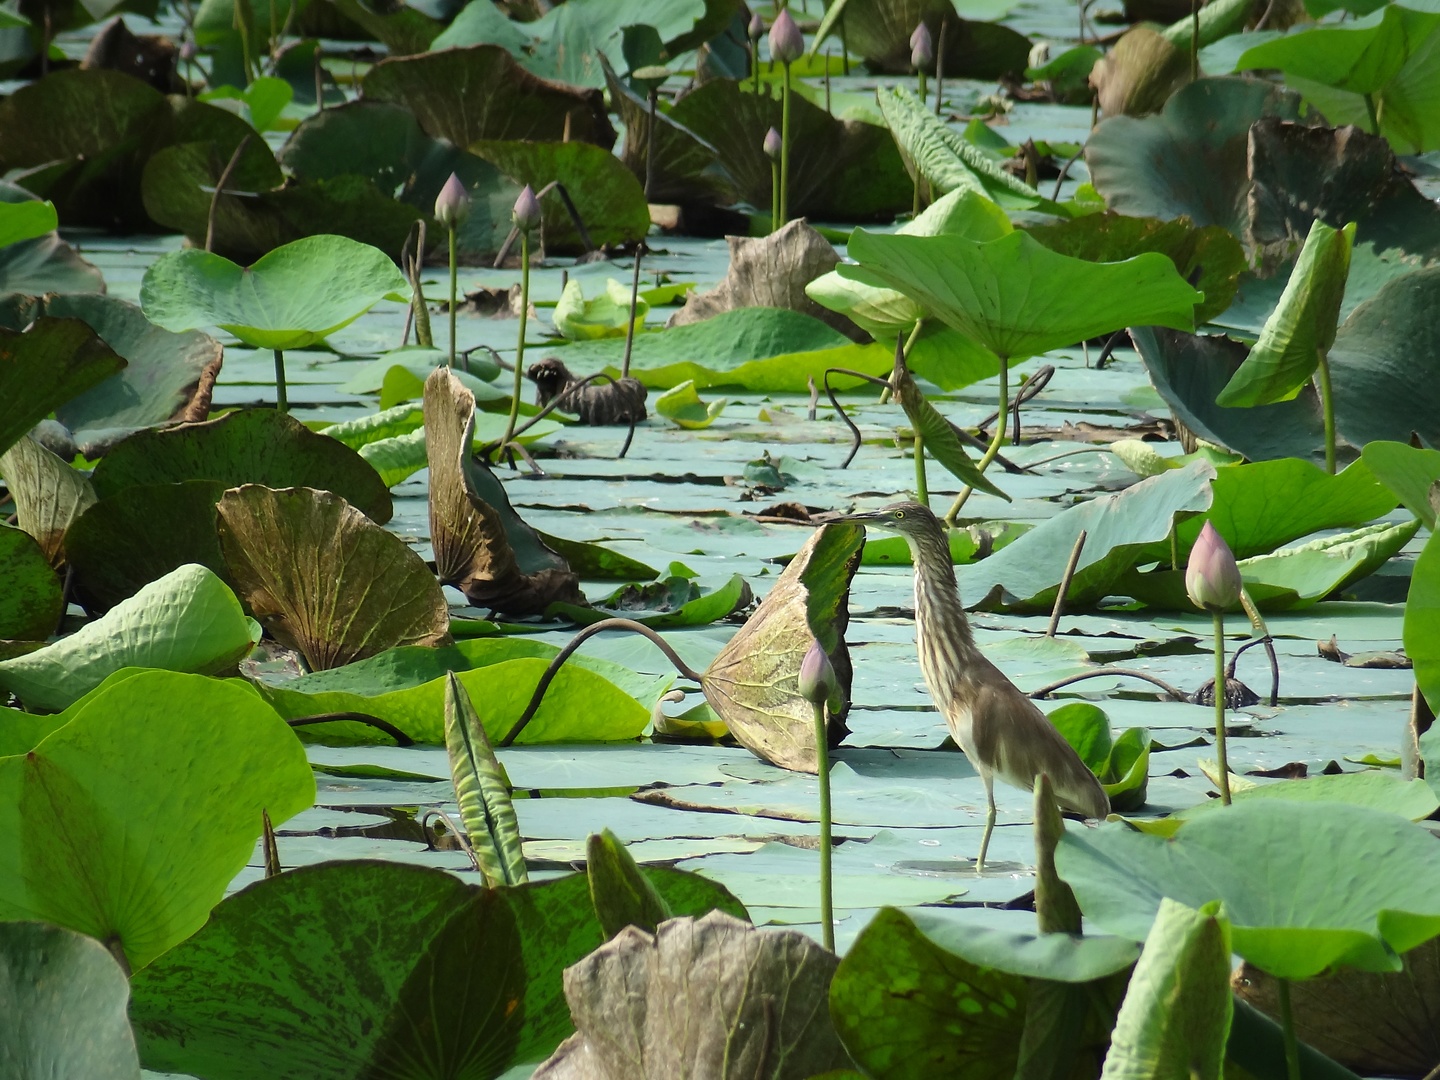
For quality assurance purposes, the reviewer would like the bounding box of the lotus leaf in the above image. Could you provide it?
[0,293,222,455]
[140,234,408,352]
[0,524,62,642]
[1406,521,1440,716]
[444,673,526,887]
[471,139,649,251]
[667,78,912,223]
[0,316,126,458]
[1089,26,1190,119]
[813,0,1029,77]
[0,921,141,1080]
[655,379,728,430]
[424,368,584,616]
[130,861,747,1077]
[1046,702,1150,811]
[91,407,392,524]
[361,45,615,148]
[64,480,230,610]
[198,76,293,133]
[535,911,851,1079]
[0,670,313,971]
[1143,772,1440,836]
[549,571,752,627]
[0,198,55,248]
[1085,77,1305,238]
[846,227,1201,361]
[1055,801,1440,979]
[553,277,647,341]
[1100,899,1232,1080]
[954,461,1214,612]
[217,485,449,671]
[0,563,259,710]
[890,353,1009,499]
[586,828,672,939]
[0,433,95,566]
[1360,441,1440,527]
[700,522,863,772]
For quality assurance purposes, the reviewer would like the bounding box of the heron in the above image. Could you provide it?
[839,501,1110,872]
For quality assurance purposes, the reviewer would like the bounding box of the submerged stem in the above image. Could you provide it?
[1213,609,1232,805]
[500,231,529,453]
[945,358,1009,525]
[1278,978,1301,1080]
[1316,348,1336,475]
[812,699,835,951]
[273,349,288,414]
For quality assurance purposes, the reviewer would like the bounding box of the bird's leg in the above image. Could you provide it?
[977,770,996,874]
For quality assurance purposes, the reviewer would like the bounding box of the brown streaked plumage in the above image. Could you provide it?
[840,501,1109,872]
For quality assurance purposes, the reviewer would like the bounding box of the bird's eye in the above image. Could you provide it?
[894,510,906,519]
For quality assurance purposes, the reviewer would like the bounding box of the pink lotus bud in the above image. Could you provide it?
[434,172,471,229]
[910,22,934,70]
[769,8,803,65]
[512,184,541,233]
[763,126,782,160]
[1185,521,1242,612]
[798,639,843,714]
[748,11,765,42]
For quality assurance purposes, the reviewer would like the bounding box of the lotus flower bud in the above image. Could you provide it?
[798,639,844,714]
[748,10,765,42]
[1185,521,1242,612]
[763,126,782,161]
[434,172,471,229]
[769,8,803,65]
[910,22,934,70]
[512,184,541,233]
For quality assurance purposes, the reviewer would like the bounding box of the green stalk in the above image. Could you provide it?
[1364,92,1379,134]
[1278,978,1301,1080]
[945,357,1008,524]
[1190,0,1199,81]
[273,349,287,414]
[812,699,835,951]
[447,224,458,368]
[1213,609,1232,805]
[500,231,529,453]
[751,39,760,92]
[771,159,780,233]
[917,69,927,105]
[1317,348,1336,474]
[914,434,928,506]
[780,61,792,226]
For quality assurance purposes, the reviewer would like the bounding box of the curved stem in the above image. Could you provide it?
[780,62,792,226]
[287,712,415,746]
[812,699,835,951]
[1214,609,1232,805]
[1029,668,1188,701]
[1278,978,1301,1080]
[823,367,895,469]
[499,231,529,453]
[447,224,458,368]
[945,358,1008,525]
[273,349,288,414]
[499,618,705,747]
[1316,348,1336,474]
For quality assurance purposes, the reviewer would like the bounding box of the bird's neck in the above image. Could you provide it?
[904,529,981,682]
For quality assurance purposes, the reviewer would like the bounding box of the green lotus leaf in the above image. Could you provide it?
[553,277,647,341]
[140,235,408,352]
[549,571,752,628]
[0,316,126,458]
[0,563,259,711]
[1361,440,1440,528]
[0,523,62,642]
[217,485,449,672]
[0,670,314,971]
[1406,521,1440,716]
[1056,801,1440,979]
[813,0,1030,77]
[91,407,392,524]
[846,226,1201,361]
[0,433,95,566]
[0,197,55,248]
[655,378,727,430]
[0,921,141,1079]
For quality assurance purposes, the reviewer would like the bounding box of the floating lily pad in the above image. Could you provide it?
[362,45,615,149]
[1056,801,1440,979]
[668,78,912,222]
[91,408,392,524]
[0,524,62,642]
[0,669,313,971]
[217,485,450,671]
[140,234,409,352]
[0,921,141,1080]
[0,563,260,712]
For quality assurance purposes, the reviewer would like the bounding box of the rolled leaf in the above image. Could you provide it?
[443,671,527,887]
[587,828,672,939]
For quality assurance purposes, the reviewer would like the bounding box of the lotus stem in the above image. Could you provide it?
[622,243,644,379]
[1278,978,1301,1080]
[771,159,781,233]
[840,13,849,73]
[945,358,1009,525]
[812,698,835,951]
[913,434,928,506]
[1364,92,1379,135]
[1190,0,1199,81]
[1029,667,1188,701]
[644,88,658,201]
[780,61,792,226]
[752,39,761,92]
[917,69,927,106]
[934,17,946,114]
[1317,348,1336,474]
[500,230,529,453]
[1213,609,1232,805]
[447,224,458,368]
[273,349,288,414]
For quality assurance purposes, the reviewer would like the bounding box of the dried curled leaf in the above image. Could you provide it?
[217,484,450,671]
[424,367,585,615]
[0,433,95,566]
[533,911,852,1080]
[700,523,864,773]
[529,358,648,425]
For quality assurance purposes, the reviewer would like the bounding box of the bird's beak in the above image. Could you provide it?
[831,509,887,526]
